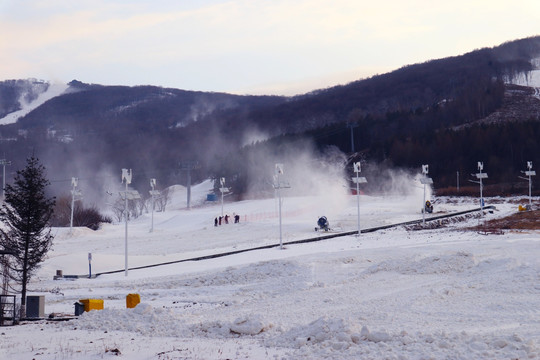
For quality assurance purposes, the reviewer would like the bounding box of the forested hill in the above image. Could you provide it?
[0,36,539,200]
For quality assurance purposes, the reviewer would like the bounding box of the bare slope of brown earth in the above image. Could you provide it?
[474,208,540,231]
[454,84,540,130]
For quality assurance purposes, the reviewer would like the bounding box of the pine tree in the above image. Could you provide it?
[0,156,55,318]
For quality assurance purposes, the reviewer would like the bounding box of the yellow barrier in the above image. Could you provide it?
[79,299,104,312]
[126,293,141,308]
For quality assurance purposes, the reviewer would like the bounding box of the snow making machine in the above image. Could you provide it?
[315,216,330,231]
[424,200,434,214]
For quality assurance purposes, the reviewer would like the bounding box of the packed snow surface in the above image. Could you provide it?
[0,181,538,359]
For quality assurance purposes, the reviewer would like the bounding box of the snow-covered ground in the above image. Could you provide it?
[0,181,538,359]
[0,82,68,125]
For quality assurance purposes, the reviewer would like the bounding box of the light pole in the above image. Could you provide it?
[0,159,11,199]
[520,161,536,209]
[273,164,290,250]
[149,178,160,232]
[70,177,82,234]
[420,165,433,225]
[470,162,488,215]
[121,169,134,276]
[219,177,228,217]
[352,162,367,235]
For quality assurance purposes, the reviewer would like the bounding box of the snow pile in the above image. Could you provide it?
[268,317,361,348]
[190,315,272,337]
[66,303,183,337]
[267,317,538,359]
[70,304,273,339]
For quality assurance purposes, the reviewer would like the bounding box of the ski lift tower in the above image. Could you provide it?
[352,162,367,235]
[420,165,433,225]
[70,177,83,233]
[273,164,290,250]
[149,178,160,232]
[219,177,228,217]
[0,159,11,200]
[470,162,488,215]
[180,160,200,209]
[120,169,140,276]
[519,161,536,209]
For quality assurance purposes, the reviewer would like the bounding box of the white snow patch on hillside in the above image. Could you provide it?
[0,82,68,125]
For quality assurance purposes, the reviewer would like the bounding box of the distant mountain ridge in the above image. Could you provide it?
[0,36,539,201]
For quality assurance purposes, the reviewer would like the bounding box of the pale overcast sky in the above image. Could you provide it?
[1,0,539,95]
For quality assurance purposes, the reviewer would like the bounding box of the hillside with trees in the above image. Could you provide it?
[0,36,539,202]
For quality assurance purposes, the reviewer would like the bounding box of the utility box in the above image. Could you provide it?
[126,293,141,308]
[74,302,85,316]
[26,295,45,318]
[79,299,104,312]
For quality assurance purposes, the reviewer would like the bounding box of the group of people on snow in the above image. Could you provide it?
[214,214,240,226]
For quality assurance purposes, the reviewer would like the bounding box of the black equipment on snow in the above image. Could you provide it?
[424,200,433,214]
[315,216,330,231]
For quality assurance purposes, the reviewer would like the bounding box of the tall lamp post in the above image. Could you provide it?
[122,169,131,276]
[219,177,228,217]
[149,178,160,232]
[352,162,367,235]
[470,162,488,216]
[120,169,139,276]
[420,165,433,225]
[520,161,536,209]
[273,164,290,250]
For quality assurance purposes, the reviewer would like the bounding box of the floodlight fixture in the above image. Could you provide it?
[122,168,132,184]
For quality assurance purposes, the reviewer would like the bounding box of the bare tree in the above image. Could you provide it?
[155,187,170,212]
